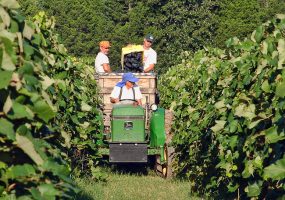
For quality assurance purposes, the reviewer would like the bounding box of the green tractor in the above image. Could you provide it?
[97,101,173,178]
[96,45,173,178]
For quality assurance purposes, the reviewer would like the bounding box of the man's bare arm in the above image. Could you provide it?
[103,63,112,72]
[143,64,155,73]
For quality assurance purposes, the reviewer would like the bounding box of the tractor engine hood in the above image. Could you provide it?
[111,104,145,142]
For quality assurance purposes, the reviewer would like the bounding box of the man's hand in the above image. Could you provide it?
[110,97,119,103]
[132,100,142,106]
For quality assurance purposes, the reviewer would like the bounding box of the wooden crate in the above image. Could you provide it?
[95,73,157,126]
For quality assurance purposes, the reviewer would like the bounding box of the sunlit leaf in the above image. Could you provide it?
[1,50,16,71]
[0,70,12,89]
[234,103,256,120]
[254,26,264,43]
[81,101,92,112]
[264,156,285,180]
[210,120,226,133]
[6,164,36,179]
[254,156,263,169]
[42,160,70,177]
[23,22,34,40]
[214,100,225,109]
[0,7,10,27]
[261,80,270,93]
[228,135,238,150]
[0,161,7,169]
[0,0,20,9]
[277,39,285,69]
[38,184,58,199]
[247,181,262,197]
[0,30,16,42]
[261,41,268,55]
[40,75,54,90]
[16,32,23,53]
[33,100,55,123]
[264,126,285,144]
[16,134,44,165]
[47,53,55,66]
[61,131,71,148]
[7,102,34,120]
[242,160,254,178]
[276,14,285,20]
[0,118,15,140]
[229,120,238,133]
[56,80,66,91]
[248,119,263,129]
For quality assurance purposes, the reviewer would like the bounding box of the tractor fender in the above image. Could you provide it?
[149,108,166,147]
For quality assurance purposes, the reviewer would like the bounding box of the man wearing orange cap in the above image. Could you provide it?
[95,41,112,73]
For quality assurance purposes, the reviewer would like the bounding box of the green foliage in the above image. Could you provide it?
[214,0,264,48]
[147,0,219,73]
[159,15,285,199]
[0,1,103,199]
[35,0,118,69]
[18,0,219,73]
[264,155,285,180]
[29,12,103,177]
[18,0,285,74]
[0,1,77,198]
[18,0,39,19]
[214,0,285,48]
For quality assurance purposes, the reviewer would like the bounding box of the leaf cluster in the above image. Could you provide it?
[0,1,78,199]
[0,1,103,199]
[159,15,285,199]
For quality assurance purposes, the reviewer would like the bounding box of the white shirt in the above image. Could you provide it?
[95,52,109,73]
[110,86,142,100]
[143,48,157,70]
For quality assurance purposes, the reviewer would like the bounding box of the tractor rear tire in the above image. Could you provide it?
[155,109,175,178]
[155,144,175,179]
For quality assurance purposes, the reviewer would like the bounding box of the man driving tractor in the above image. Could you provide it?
[110,72,142,106]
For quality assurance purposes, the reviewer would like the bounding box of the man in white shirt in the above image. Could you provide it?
[143,34,157,73]
[95,41,112,73]
[110,73,142,106]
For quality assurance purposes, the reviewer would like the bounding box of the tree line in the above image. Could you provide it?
[19,0,285,73]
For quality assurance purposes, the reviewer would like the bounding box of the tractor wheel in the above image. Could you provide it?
[155,144,175,179]
[155,109,175,178]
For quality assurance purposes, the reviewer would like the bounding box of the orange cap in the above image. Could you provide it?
[99,41,111,48]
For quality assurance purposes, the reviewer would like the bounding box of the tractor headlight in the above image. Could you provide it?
[151,104,158,111]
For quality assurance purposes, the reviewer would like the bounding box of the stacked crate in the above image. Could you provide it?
[96,73,157,126]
